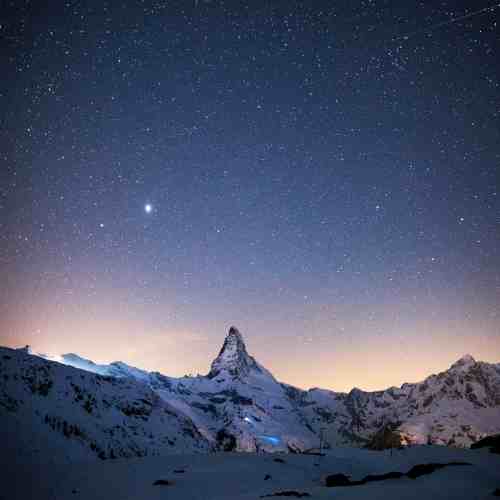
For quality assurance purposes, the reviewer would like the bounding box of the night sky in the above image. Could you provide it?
[2,1,499,391]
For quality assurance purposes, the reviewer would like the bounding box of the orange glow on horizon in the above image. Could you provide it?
[2,315,500,393]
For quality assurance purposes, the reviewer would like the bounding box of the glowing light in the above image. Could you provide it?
[260,435,280,445]
[145,203,153,214]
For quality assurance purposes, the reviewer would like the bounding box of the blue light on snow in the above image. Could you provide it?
[260,435,280,445]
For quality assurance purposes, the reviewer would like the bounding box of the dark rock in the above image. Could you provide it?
[407,463,445,479]
[423,395,434,407]
[153,479,172,486]
[313,407,335,423]
[190,401,218,416]
[406,462,470,479]
[471,434,500,454]
[273,458,286,464]
[261,491,310,498]
[264,474,272,480]
[325,474,355,487]
[208,396,227,404]
[325,462,471,487]
[302,451,326,456]
[216,429,237,451]
[363,471,405,482]
[230,393,253,405]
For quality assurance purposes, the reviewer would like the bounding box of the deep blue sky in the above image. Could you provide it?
[1,0,499,390]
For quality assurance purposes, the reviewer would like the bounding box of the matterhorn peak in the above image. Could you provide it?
[228,325,243,338]
[207,326,261,380]
[219,326,248,356]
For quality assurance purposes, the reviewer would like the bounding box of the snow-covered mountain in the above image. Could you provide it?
[1,326,500,461]
[301,353,500,449]
[0,346,210,463]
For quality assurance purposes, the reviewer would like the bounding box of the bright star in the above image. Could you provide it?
[145,203,153,214]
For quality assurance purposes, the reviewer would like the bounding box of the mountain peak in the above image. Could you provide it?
[207,326,260,379]
[228,325,244,340]
[219,326,248,356]
[450,353,476,370]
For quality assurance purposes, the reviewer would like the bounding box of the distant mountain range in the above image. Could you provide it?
[1,326,500,461]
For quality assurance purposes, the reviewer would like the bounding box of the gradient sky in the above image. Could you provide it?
[2,0,499,392]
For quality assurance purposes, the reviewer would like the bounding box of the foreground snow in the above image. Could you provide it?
[3,446,499,500]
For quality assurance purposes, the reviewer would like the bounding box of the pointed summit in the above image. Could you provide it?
[228,326,245,344]
[450,353,476,370]
[207,326,262,380]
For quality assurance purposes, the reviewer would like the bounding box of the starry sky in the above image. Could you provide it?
[2,0,499,392]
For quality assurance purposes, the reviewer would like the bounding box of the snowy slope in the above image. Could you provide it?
[0,346,211,463]
[3,326,500,458]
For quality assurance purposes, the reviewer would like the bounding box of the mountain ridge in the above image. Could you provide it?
[2,326,500,459]
[56,331,492,394]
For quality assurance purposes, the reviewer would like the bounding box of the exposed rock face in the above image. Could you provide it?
[207,327,262,380]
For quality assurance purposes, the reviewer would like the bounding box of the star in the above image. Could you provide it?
[145,204,153,214]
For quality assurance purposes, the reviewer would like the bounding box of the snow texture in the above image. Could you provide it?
[2,444,500,499]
